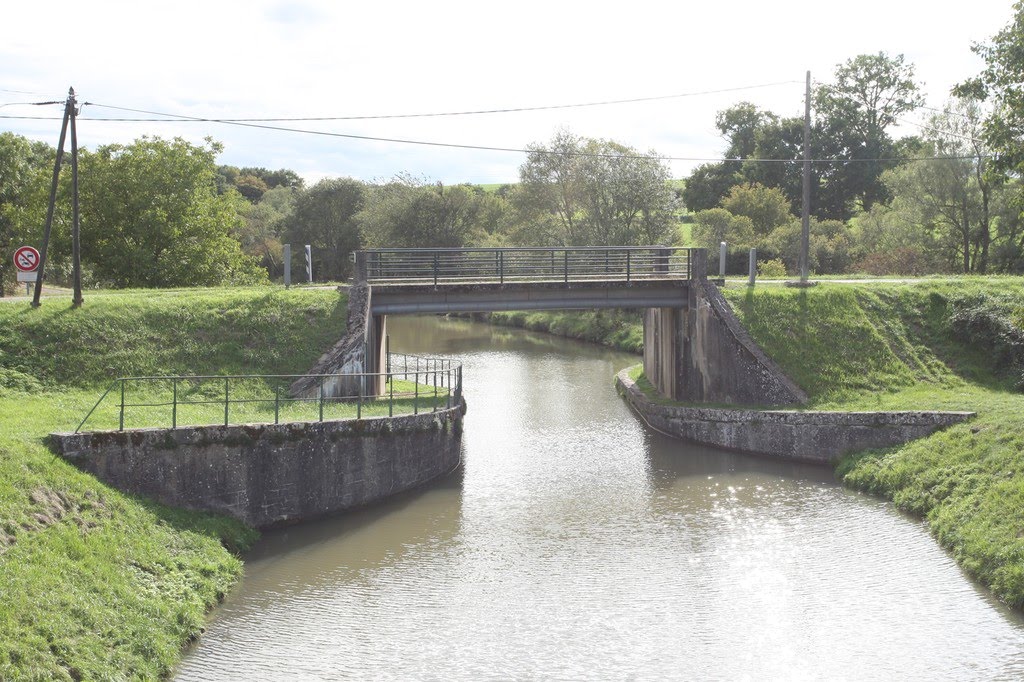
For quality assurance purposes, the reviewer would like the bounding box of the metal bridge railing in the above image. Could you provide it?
[75,352,463,433]
[357,246,693,285]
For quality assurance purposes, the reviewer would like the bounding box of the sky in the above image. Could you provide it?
[0,0,1016,186]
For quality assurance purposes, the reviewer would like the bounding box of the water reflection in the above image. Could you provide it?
[177,316,1024,681]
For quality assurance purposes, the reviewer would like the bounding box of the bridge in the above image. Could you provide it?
[361,246,693,314]
[293,246,806,407]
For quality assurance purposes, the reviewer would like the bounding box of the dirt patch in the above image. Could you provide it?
[0,488,109,555]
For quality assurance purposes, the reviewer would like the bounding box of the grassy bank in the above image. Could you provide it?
[488,309,643,353]
[0,287,347,679]
[721,280,1024,608]
[497,280,1024,608]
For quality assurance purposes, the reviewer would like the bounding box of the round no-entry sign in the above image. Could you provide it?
[13,246,40,273]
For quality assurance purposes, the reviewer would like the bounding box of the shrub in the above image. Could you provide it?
[757,258,788,278]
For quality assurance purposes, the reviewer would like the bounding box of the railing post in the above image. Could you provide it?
[224,377,229,426]
[414,372,419,415]
[433,369,438,412]
[389,370,394,418]
[499,250,504,284]
[564,250,569,284]
[119,379,125,431]
[172,378,177,429]
[319,379,324,422]
[274,384,280,425]
[357,376,363,420]
[433,251,439,287]
[626,250,631,283]
[749,247,757,286]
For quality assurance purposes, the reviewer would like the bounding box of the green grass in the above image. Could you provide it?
[721,279,1024,608]
[0,287,349,679]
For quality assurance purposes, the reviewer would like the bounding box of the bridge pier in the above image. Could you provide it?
[641,250,806,405]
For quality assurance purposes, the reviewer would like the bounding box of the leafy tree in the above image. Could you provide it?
[720,183,794,239]
[716,102,779,160]
[240,167,305,190]
[690,208,755,250]
[764,217,853,274]
[234,186,296,277]
[814,52,924,217]
[81,136,266,287]
[878,100,995,273]
[284,177,364,281]
[681,162,742,212]
[359,177,491,249]
[954,2,1024,185]
[234,174,270,203]
[518,131,676,246]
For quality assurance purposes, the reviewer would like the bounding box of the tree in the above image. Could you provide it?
[284,178,364,281]
[814,52,925,217]
[878,100,996,273]
[359,178,490,249]
[954,2,1024,208]
[517,131,676,246]
[716,102,779,160]
[681,162,743,213]
[690,208,754,250]
[81,136,265,287]
[720,183,794,239]
[234,174,270,203]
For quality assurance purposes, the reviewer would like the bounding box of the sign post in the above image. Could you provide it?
[14,245,41,296]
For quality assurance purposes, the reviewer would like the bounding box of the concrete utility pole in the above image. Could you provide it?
[70,88,83,308]
[800,71,812,283]
[33,88,74,307]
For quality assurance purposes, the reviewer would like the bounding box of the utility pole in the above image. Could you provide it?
[799,71,812,283]
[32,88,74,307]
[70,88,83,307]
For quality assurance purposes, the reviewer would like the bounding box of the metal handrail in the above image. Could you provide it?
[75,352,463,433]
[356,246,694,284]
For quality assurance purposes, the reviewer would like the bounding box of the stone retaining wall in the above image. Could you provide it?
[50,402,464,528]
[617,369,972,463]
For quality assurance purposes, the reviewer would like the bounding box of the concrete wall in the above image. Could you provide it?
[290,284,381,399]
[617,369,972,463]
[642,249,807,406]
[50,403,464,528]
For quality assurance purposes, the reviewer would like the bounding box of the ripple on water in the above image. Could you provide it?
[176,318,1024,681]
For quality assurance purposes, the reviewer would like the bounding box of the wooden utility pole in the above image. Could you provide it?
[799,71,811,283]
[32,88,74,307]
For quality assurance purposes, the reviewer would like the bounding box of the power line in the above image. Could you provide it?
[894,116,984,144]
[83,82,804,122]
[2,97,989,165]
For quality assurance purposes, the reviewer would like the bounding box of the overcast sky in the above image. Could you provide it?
[0,0,1015,185]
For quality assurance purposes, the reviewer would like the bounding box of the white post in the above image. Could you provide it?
[719,242,727,278]
[749,248,757,286]
[283,244,291,287]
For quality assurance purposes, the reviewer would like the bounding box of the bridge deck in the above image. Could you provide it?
[369,279,689,314]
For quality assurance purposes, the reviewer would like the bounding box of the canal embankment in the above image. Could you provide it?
[0,287,347,679]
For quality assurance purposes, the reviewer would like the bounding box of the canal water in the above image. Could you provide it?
[177,316,1024,680]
